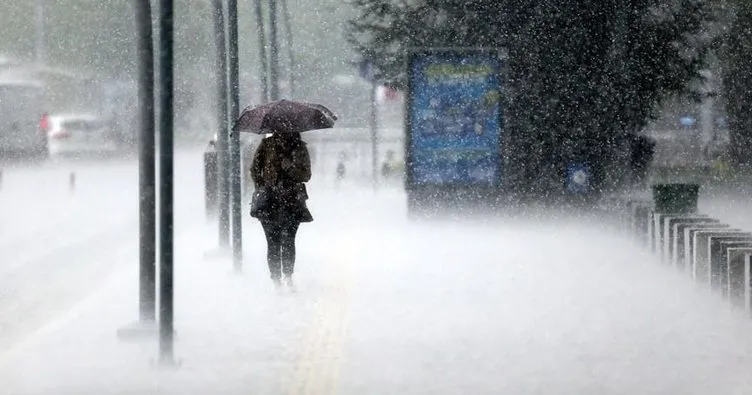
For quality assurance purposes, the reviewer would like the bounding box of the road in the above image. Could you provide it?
[1,152,752,394]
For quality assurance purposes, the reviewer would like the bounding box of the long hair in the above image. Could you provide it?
[257,133,306,184]
[272,132,306,154]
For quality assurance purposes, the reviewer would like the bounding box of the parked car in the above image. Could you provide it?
[47,114,117,158]
[0,80,47,160]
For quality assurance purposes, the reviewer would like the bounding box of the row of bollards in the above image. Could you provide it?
[612,183,752,314]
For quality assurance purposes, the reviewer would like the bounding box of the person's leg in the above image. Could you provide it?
[280,221,301,279]
[261,220,283,282]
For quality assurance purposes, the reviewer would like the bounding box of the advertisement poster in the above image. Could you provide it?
[407,50,502,187]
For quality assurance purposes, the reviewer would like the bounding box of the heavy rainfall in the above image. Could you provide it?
[2,0,752,394]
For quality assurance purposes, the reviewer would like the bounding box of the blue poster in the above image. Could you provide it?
[408,51,502,186]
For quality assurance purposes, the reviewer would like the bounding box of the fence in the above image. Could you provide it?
[303,127,405,186]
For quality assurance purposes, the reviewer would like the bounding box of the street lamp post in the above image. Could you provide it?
[280,0,295,97]
[157,0,176,365]
[227,0,243,272]
[254,0,269,103]
[35,0,45,64]
[213,0,231,248]
[135,0,157,324]
[116,0,157,341]
[269,0,279,101]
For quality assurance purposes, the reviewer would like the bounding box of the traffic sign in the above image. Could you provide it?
[567,163,590,194]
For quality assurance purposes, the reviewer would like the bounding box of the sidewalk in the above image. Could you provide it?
[4,188,752,394]
[0,188,406,395]
[700,193,752,231]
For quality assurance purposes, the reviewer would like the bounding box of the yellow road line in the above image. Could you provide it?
[325,295,353,395]
[289,235,359,395]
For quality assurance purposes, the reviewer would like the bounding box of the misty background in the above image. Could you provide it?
[2,0,752,199]
[0,0,385,144]
[5,2,752,393]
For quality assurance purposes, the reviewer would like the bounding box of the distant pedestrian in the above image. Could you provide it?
[336,161,346,180]
[250,132,313,290]
[335,151,347,189]
[381,149,396,178]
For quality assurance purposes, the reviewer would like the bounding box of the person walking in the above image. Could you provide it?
[250,132,313,290]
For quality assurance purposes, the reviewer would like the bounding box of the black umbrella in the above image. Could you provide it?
[233,99,337,134]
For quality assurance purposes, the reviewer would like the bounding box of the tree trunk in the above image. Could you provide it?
[724,5,752,166]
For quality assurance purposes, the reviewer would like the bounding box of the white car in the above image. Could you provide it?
[47,114,117,158]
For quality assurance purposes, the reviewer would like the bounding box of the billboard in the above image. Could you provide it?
[406,49,503,187]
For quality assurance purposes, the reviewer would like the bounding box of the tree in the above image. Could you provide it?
[348,0,718,198]
[720,0,752,166]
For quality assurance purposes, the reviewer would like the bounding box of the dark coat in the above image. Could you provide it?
[250,134,313,223]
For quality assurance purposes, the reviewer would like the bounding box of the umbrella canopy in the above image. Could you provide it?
[233,99,337,134]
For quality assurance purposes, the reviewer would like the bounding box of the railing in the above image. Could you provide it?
[610,192,752,314]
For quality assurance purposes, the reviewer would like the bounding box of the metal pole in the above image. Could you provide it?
[35,0,45,64]
[158,0,175,364]
[135,0,156,324]
[213,0,230,248]
[280,0,295,97]
[204,143,218,217]
[254,0,269,103]
[268,0,280,101]
[370,81,378,189]
[227,0,243,272]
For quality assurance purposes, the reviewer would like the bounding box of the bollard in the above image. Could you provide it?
[683,225,732,275]
[719,242,752,302]
[659,214,710,264]
[708,235,752,291]
[670,219,720,267]
[204,142,218,218]
[651,212,675,254]
[692,229,746,283]
[745,253,752,314]
[727,248,752,306]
